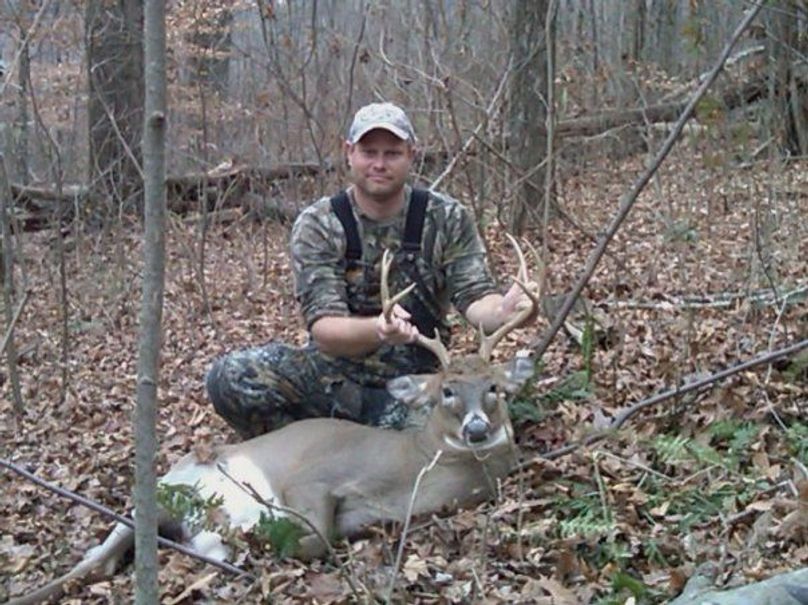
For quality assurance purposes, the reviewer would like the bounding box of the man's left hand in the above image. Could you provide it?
[498,280,540,328]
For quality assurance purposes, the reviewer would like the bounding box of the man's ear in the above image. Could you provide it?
[344,140,353,168]
[387,374,439,408]
[499,350,536,394]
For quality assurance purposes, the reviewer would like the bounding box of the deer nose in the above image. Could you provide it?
[463,415,490,443]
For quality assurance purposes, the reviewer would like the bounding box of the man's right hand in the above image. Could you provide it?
[375,304,420,346]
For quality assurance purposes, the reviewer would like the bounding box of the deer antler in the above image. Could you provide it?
[380,249,451,370]
[478,234,543,362]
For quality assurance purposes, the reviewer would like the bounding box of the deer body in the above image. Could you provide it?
[7,357,528,605]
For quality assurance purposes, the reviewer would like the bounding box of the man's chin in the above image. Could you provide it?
[359,183,404,202]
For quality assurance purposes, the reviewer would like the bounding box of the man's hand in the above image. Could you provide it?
[376,304,420,345]
[499,280,540,327]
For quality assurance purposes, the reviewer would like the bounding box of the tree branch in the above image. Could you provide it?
[530,1,766,358]
[531,337,808,463]
[0,458,249,577]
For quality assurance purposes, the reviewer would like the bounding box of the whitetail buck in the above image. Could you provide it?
[8,236,541,605]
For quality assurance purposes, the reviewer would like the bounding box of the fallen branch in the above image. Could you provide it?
[0,458,248,578]
[601,284,808,310]
[534,337,808,463]
[6,162,327,231]
[530,2,765,358]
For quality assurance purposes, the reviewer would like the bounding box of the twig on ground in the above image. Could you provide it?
[384,449,443,605]
[531,338,808,463]
[0,457,248,577]
[600,284,807,310]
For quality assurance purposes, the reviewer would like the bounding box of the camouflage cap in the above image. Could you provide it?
[347,102,416,144]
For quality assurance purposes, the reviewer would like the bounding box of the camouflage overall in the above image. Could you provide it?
[206,186,498,439]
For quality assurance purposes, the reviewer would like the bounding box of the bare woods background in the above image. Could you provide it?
[1,0,806,232]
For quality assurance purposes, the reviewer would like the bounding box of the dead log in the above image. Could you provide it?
[557,77,767,139]
[165,161,328,214]
[5,162,328,231]
[8,184,86,231]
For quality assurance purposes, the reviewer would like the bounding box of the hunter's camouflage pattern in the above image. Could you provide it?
[206,186,498,438]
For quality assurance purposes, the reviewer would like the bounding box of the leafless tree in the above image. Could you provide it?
[85,0,144,217]
[134,0,167,601]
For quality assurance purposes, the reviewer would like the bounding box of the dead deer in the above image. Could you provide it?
[8,236,541,605]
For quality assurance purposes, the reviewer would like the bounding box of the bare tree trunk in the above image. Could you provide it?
[134,0,167,601]
[0,155,24,416]
[632,0,646,63]
[766,0,808,156]
[85,0,144,219]
[15,37,30,185]
[508,0,550,234]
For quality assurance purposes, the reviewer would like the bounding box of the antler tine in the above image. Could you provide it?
[380,249,416,322]
[379,249,451,370]
[478,234,543,362]
[415,330,451,371]
[521,237,545,301]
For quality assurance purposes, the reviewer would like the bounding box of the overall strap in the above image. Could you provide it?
[401,188,429,254]
[329,191,362,262]
[330,188,430,262]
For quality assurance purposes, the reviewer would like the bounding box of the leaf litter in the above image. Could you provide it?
[0,138,806,603]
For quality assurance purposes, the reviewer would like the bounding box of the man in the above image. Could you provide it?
[207,102,535,439]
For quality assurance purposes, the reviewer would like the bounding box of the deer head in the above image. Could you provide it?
[382,235,542,449]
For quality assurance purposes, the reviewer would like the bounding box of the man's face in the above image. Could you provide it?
[346,129,415,202]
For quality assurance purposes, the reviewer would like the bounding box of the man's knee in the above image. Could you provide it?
[205,347,294,438]
[205,342,326,436]
[205,355,233,421]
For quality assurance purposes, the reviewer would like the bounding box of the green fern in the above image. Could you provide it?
[541,370,593,404]
[785,422,808,463]
[559,510,615,539]
[508,398,544,424]
[685,440,722,466]
[156,482,225,532]
[708,419,743,442]
[652,434,691,465]
[254,511,306,559]
[610,570,650,599]
[728,423,759,454]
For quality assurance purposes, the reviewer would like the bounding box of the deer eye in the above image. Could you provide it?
[441,386,463,412]
[484,384,499,407]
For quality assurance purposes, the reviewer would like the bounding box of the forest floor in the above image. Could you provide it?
[1,137,806,604]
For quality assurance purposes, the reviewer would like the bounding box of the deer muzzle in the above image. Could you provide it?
[462,414,491,444]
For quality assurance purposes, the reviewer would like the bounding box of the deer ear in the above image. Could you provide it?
[501,350,536,393]
[386,374,437,407]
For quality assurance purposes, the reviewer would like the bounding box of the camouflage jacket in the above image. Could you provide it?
[290,185,498,385]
